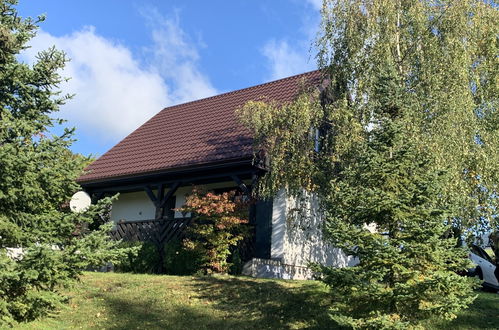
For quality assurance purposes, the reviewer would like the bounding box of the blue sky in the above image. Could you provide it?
[17,0,322,156]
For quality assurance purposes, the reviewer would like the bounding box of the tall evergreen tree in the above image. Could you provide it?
[315,67,476,328]
[0,0,127,325]
[240,0,497,327]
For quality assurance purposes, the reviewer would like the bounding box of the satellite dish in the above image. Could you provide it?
[70,191,91,213]
[364,222,377,233]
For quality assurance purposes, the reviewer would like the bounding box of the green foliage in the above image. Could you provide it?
[177,189,251,274]
[0,198,130,326]
[0,1,130,325]
[316,0,499,240]
[116,241,162,274]
[237,93,323,196]
[240,0,498,328]
[228,247,244,275]
[115,239,203,275]
[314,117,478,328]
[163,238,203,275]
[116,234,245,276]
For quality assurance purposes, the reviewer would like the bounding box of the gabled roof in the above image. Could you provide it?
[78,70,323,184]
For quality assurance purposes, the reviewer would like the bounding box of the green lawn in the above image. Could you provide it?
[12,272,499,330]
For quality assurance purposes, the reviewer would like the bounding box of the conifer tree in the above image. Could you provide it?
[0,0,127,325]
[315,67,476,328]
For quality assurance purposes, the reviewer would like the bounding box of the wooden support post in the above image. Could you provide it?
[144,185,162,219]
[144,185,158,206]
[155,184,165,219]
[159,182,180,208]
[159,182,180,219]
[144,182,181,220]
[248,171,261,225]
[230,174,249,195]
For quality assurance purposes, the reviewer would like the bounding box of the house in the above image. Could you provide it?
[77,70,354,279]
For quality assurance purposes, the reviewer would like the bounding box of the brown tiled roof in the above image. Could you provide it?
[78,70,323,183]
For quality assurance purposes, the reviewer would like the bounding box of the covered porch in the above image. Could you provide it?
[81,159,273,261]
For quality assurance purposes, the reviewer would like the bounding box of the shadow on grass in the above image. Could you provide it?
[91,295,249,330]
[189,276,341,329]
[91,275,344,330]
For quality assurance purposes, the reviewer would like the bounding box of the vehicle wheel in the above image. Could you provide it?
[473,267,497,292]
[482,285,498,293]
[466,268,476,277]
[475,267,483,280]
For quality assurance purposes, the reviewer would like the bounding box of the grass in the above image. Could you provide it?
[12,272,499,330]
[425,289,499,330]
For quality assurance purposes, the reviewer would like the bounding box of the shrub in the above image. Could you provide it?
[115,241,160,274]
[115,189,252,276]
[177,189,251,274]
[163,239,203,275]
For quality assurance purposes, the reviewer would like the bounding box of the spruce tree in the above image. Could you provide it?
[316,67,476,328]
[0,0,127,325]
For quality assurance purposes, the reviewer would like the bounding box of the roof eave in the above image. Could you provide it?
[78,156,254,189]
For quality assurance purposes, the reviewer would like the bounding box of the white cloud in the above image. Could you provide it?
[262,39,315,81]
[21,13,217,144]
[261,3,320,81]
[144,9,217,103]
[23,28,168,142]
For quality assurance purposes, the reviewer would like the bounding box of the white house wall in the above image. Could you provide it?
[271,189,353,269]
[111,180,248,222]
[173,186,191,218]
[270,189,286,259]
[110,191,156,222]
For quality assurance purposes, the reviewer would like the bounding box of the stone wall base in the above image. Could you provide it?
[241,258,316,280]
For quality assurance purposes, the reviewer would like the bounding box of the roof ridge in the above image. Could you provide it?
[159,69,321,112]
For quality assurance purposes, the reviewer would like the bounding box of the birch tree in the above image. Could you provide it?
[240,0,498,327]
